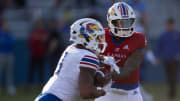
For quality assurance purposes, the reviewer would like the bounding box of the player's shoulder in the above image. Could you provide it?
[72,45,98,61]
[132,32,146,39]
[104,28,111,38]
[66,44,97,58]
[104,28,110,34]
[104,28,109,31]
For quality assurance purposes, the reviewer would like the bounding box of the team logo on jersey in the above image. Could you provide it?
[122,45,129,50]
[107,53,127,59]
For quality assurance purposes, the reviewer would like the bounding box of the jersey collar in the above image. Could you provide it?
[111,33,125,46]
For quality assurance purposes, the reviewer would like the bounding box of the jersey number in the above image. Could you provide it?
[55,52,68,75]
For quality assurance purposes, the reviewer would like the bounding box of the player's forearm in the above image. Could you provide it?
[79,68,106,99]
[112,49,145,80]
[111,66,135,80]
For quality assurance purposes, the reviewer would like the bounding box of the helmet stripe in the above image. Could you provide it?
[121,3,128,16]
[119,5,123,16]
[125,6,129,16]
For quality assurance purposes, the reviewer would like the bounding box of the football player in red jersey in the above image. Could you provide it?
[95,2,146,101]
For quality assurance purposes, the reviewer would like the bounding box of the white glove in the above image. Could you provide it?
[103,79,112,92]
[103,57,120,74]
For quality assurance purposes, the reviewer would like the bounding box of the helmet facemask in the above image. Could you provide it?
[86,34,107,54]
[109,18,135,37]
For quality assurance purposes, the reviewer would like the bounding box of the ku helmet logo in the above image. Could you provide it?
[78,23,100,41]
[110,9,116,15]
[79,27,90,40]
[86,23,100,34]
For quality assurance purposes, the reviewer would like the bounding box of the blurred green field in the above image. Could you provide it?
[0,83,180,101]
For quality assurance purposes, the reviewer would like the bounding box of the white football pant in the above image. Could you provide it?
[95,87,143,101]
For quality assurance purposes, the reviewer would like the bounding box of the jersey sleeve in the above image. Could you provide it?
[79,55,99,70]
[137,34,147,49]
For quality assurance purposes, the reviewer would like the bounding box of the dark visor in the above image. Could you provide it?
[111,18,135,28]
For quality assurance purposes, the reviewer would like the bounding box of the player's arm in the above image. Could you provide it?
[79,67,106,99]
[111,49,145,80]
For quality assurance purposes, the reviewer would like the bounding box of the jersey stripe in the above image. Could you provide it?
[80,55,99,69]
[81,58,99,66]
[80,62,98,69]
[84,55,98,60]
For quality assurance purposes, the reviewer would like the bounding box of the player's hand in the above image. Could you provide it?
[94,68,111,87]
[102,68,111,86]
[103,56,120,74]
[97,55,108,67]
[96,87,106,97]
[103,79,112,92]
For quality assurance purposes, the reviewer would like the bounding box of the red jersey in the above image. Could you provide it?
[104,28,146,90]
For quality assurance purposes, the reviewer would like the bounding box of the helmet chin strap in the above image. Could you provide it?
[113,27,133,37]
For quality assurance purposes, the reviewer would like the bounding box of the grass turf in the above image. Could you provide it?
[0,83,180,101]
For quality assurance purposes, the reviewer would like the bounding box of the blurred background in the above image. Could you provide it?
[0,0,180,101]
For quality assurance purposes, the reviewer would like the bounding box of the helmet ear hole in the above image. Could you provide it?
[131,28,133,31]
[84,43,87,46]
[73,31,76,34]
